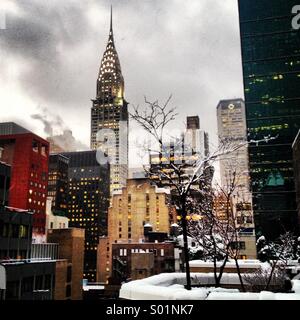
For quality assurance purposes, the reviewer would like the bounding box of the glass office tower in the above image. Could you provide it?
[238,0,300,239]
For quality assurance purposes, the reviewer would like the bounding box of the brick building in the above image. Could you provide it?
[97,178,176,283]
[0,122,49,242]
[47,228,85,300]
[111,242,175,282]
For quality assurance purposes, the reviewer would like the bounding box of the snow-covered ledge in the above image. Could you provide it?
[119,273,300,300]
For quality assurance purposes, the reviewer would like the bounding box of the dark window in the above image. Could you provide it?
[32,140,39,153]
[67,266,72,283]
[35,275,44,290]
[22,277,34,294]
[66,284,71,298]
[6,281,20,300]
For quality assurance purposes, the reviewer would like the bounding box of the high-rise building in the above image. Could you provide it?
[48,154,69,216]
[293,130,300,227]
[185,115,209,159]
[61,151,110,282]
[238,0,300,239]
[0,122,49,242]
[90,9,128,192]
[217,99,250,194]
[149,116,210,192]
[97,178,176,283]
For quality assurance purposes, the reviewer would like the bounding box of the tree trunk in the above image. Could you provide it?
[234,258,245,292]
[217,255,228,286]
[181,200,191,290]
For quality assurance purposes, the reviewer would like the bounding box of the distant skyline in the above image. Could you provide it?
[0,0,244,167]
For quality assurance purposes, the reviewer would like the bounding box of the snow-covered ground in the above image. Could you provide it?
[119,273,300,300]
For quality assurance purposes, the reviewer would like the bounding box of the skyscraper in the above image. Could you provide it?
[91,8,128,192]
[238,0,300,239]
[217,99,250,193]
[61,151,110,282]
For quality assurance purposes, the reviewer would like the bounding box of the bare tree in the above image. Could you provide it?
[130,96,276,290]
[187,168,253,291]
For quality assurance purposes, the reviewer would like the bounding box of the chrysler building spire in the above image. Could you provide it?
[110,5,113,33]
[97,6,124,99]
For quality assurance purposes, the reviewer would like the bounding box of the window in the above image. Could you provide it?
[230,241,246,250]
[67,266,72,283]
[41,145,47,157]
[19,225,28,238]
[35,275,44,290]
[32,140,39,153]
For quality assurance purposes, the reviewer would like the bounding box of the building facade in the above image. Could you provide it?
[45,197,69,232]
[0,162,10,206]
[97,178,176,283]
[0,207,56,300]
[293,130,300,227]
[0,122,49,242]
[47,228,85,300]
[48,153,69,216]
[150,116,210,192]
[90,9,128,192]
[217,99,250,194]
[61,151,110,282]
[111,242,175,282]
[238,0,300,239]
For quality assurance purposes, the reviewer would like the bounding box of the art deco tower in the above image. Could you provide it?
[91,8,128,192]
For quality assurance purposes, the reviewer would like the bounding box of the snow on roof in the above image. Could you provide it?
[144,223,152,227]
[189,259,265,269]
[155,186,170,194]
[119,273,300,300]
[4,206,33,214]
[83,285,105,291]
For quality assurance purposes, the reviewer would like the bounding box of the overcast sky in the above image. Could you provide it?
[0,0,244,168]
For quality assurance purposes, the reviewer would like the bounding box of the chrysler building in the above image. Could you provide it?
[91,8,128,192]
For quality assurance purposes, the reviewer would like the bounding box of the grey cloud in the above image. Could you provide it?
[0,0,244,166]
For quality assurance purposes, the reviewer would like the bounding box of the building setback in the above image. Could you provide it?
[61,151,110,282]
[238,0,300,239]
[90,8,128,192]
[0,122,49,242]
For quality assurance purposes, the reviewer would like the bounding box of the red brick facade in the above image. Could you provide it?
[0,133,49,240]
